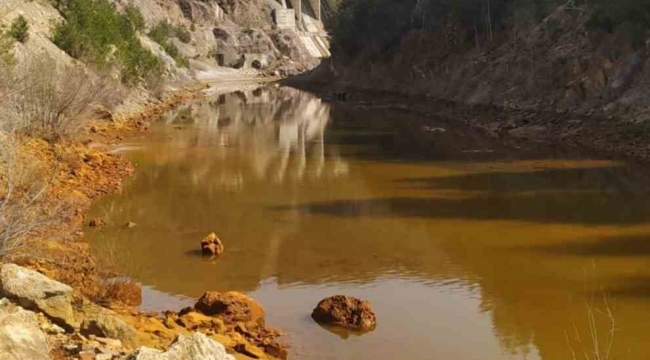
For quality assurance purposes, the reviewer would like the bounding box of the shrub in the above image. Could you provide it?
[175,26,191,43]
[149,21,190,67]
[149,21,192,44]
[124,4,145,32]
[9,15,29,43]
[52,0,162,85]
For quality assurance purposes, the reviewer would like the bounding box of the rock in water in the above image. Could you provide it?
[200,233,224,257]
[127,333,235,360]
[311,295,377,331]
[0,263,77,330]
[88,218,106,227]
[0,305,52,360]
[194,291,265,325]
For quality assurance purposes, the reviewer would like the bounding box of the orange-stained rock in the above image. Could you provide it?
[311,295,377,331]
[235,343,268,359]
[195,291,265,325]
[265,343,289,360]
[88,218,106,227]
[177,311,213,330]
[200,233,224,257]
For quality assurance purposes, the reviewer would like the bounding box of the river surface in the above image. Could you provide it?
[88,85,650,360]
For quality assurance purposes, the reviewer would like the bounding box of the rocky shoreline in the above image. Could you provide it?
[0,262,267,360]
[1,83,292,360]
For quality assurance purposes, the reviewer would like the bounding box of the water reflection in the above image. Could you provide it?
[88,86,650,360]
[156,86,345,185]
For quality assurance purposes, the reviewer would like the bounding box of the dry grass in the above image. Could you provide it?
[96,277,142,306]
[0,134,63,256]
[565,265,618,360]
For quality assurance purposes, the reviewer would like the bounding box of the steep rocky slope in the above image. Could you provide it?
[0,0,321,88]
[315,5,650,123]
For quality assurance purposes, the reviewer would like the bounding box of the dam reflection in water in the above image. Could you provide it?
[89,86,650,360]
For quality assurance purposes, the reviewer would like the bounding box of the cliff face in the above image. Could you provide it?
[324,5,650,122]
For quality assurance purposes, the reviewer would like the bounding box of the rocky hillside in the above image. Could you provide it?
[318,3,650,123]
[0,0,321,91]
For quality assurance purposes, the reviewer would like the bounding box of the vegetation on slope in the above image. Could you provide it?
[9,15,29,43]
[52,0,161,84]
[0,28,15,64]
[148,21,191,68]
[328,0,650,55]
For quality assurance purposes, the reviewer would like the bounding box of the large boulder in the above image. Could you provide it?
[311,295,377,331]
[0,263,77,330]
[194,292,265,324]
[0,301,52,360]
[127,333,235,360]
[80,302,138,347]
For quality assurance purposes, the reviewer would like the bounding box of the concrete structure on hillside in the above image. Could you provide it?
[273,0,331,58]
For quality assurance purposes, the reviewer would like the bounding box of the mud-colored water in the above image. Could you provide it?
[88,86,650,360]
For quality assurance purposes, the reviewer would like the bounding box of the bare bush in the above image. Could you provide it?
[95,277,142,306]
[0,134,59,256]
[0,55,115,256]
[8,56,120,141]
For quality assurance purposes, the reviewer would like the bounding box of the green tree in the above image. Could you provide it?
[328,0,417,54]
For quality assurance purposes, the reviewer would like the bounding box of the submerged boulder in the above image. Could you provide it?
[194,291,265,325]
[200,233,224,257]
[311,295,377,331]
[0,302,51,360]
[127,333,235,360]
[0,263,77,330]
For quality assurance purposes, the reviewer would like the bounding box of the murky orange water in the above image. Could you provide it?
[88,86,650,360]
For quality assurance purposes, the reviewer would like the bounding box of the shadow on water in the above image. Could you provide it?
[269,190,650,225]
[313,321,377,340]
[519,234,650,257]
[326,104,592,163]
[604,276,650,298]
[267,162,650,225]
[393,166,650,194]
